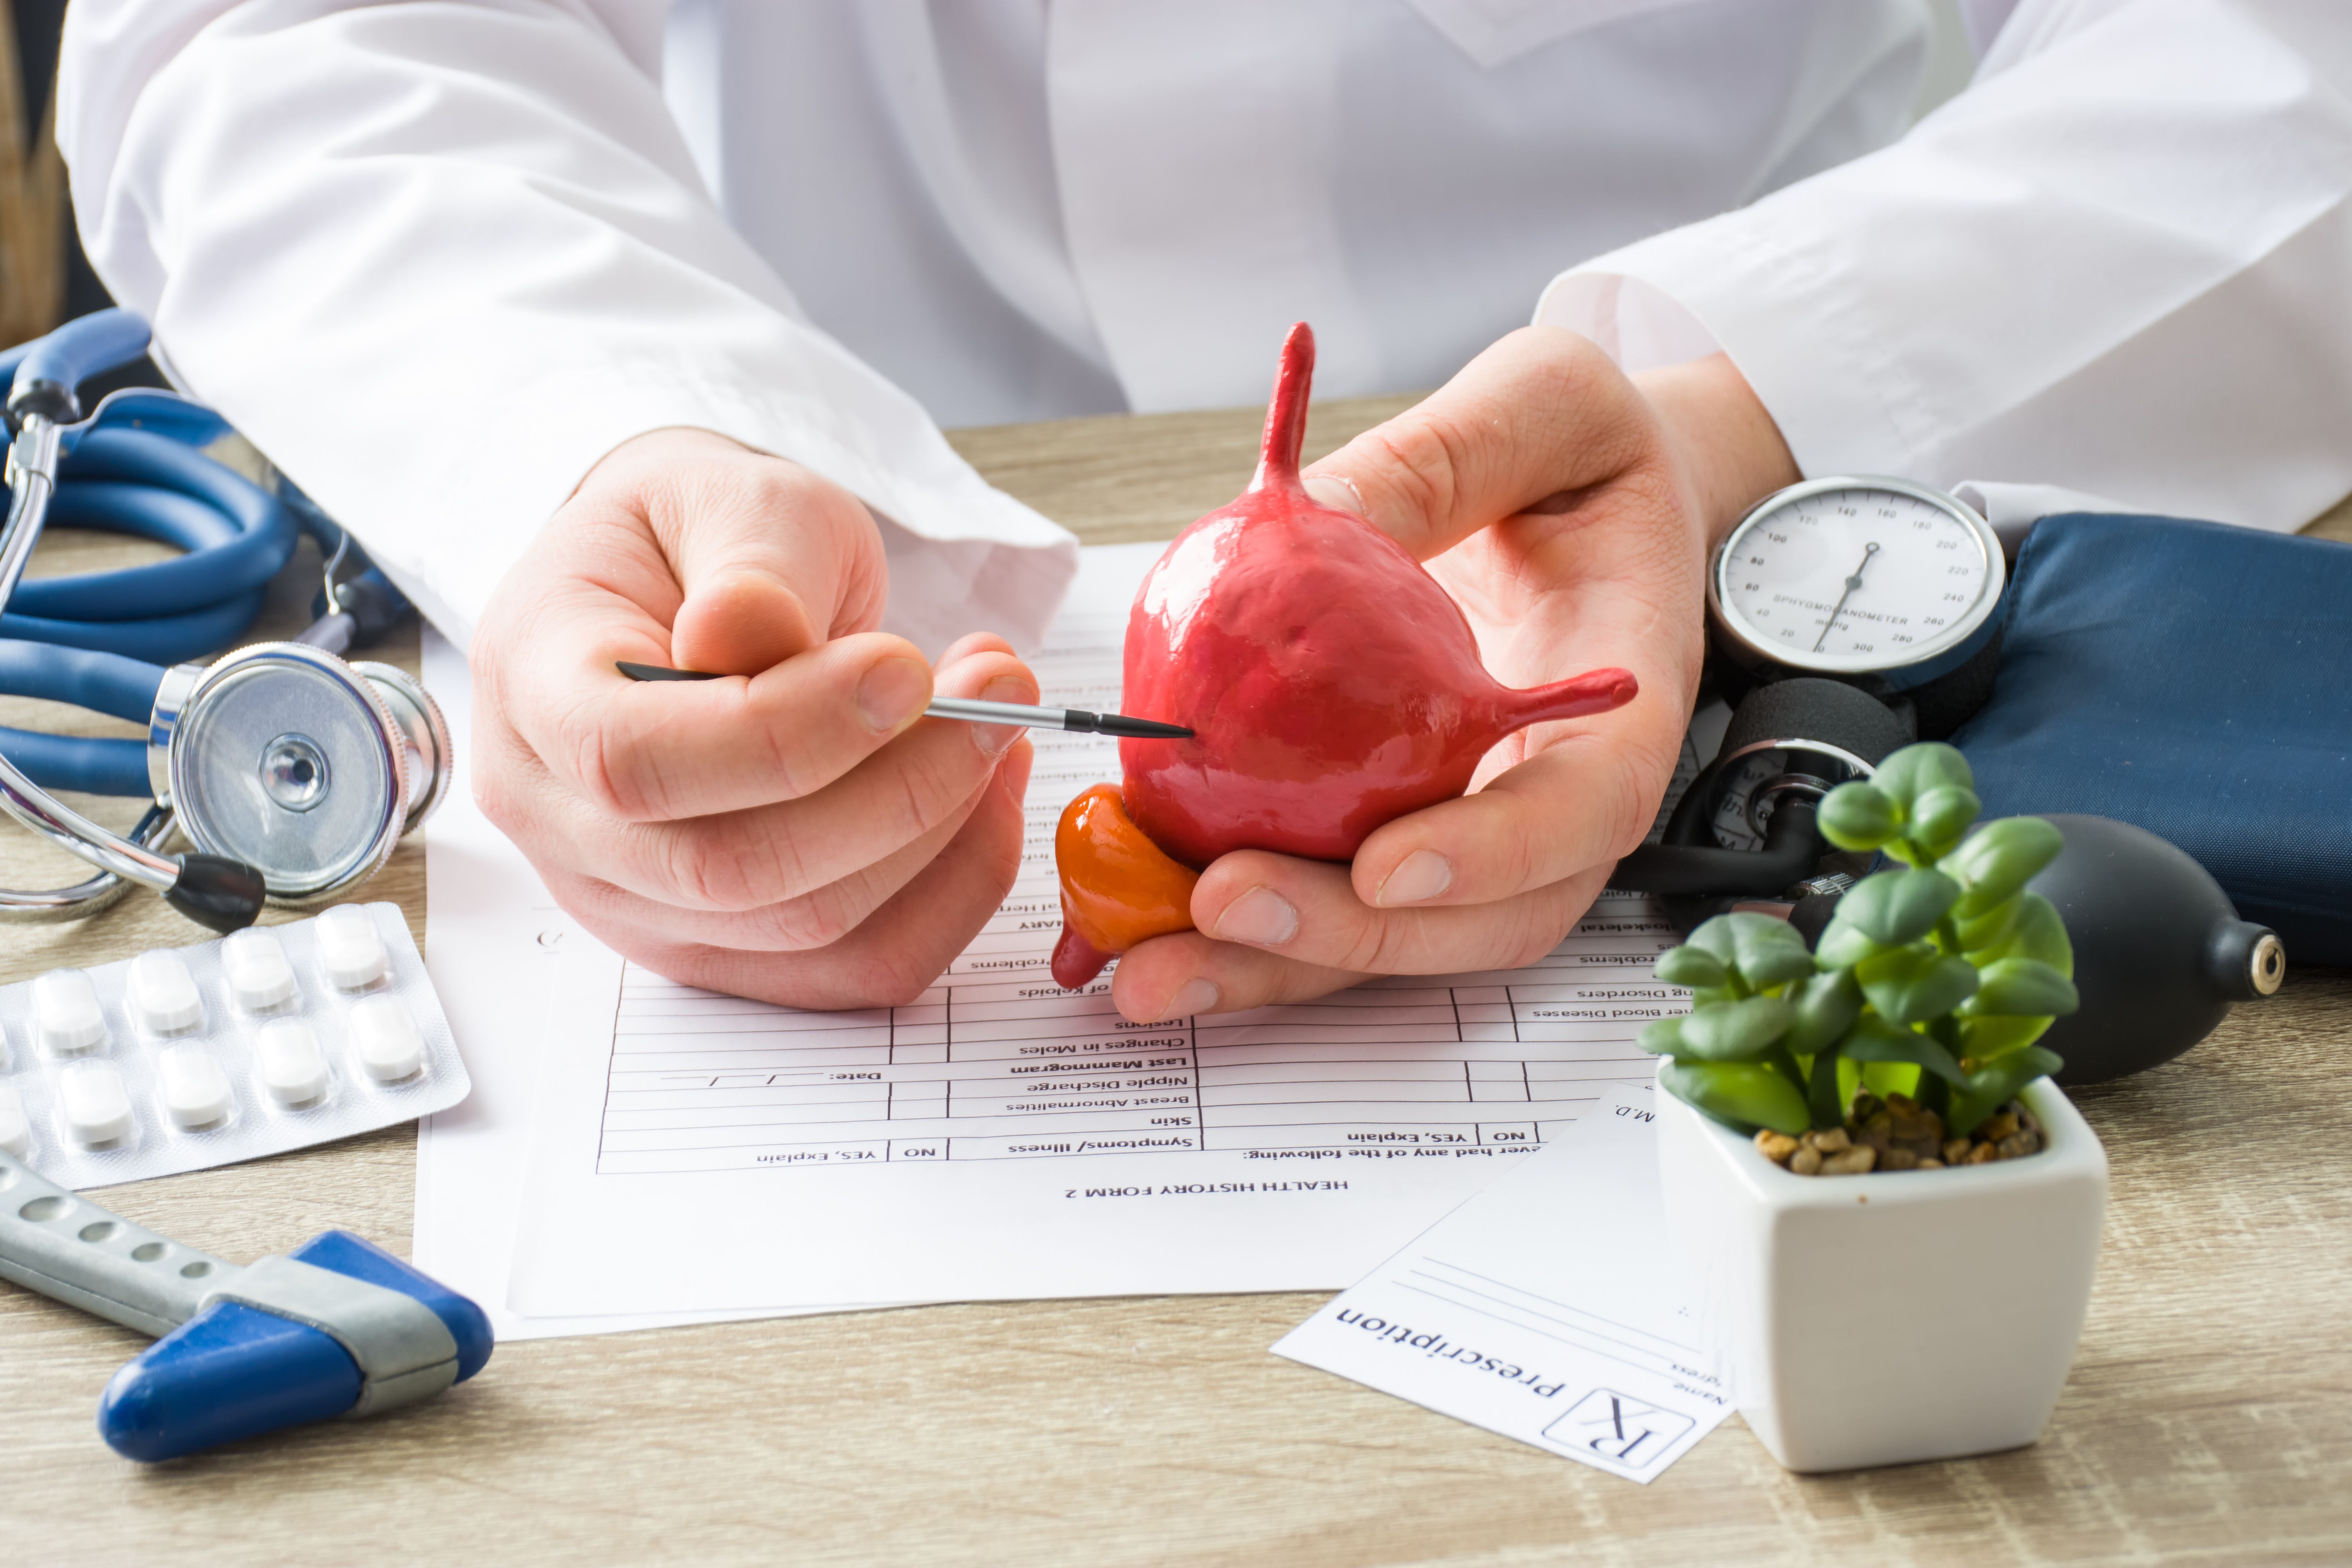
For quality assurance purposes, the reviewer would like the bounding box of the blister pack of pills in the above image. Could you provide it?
[0,903,469,1190]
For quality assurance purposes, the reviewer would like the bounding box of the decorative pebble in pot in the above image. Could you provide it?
[1646,742,2108,1473]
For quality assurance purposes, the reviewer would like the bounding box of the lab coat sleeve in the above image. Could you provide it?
[1538,0,2352,534]
[54,0,1078,658]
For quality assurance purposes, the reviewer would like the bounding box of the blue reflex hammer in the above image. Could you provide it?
[0,1146,492,1460]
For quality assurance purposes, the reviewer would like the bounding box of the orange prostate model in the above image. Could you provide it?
[1047,322,1637,993]
[1049,786,1200,990]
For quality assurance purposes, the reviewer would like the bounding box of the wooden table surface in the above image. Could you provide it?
[2,401,2349,1568]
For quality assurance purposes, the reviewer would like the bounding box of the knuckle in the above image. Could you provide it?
[752,888,862,952]
[882,740,987,840]
[555,698,651,820]
[650,817,813,913]
[1602,753,1667,862]
[1344,913,1422,976]
[1369,420,1467,529]
[836,947,934,1009]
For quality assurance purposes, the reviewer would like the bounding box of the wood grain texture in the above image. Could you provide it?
[0,412,2347,1568]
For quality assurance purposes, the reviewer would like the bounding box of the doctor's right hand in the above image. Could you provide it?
[469,429,1038,1008]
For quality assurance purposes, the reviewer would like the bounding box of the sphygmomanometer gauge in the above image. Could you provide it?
[1689,476,2009,858]
[1708,475,2007,695]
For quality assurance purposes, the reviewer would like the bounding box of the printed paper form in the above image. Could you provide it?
[1272,1083,1733,1483]
[510,543,1696,1317]
[418,627,860,1339]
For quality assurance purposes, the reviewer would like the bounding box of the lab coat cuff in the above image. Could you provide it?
[419,361,1079,661]
[1534,220,1917,482]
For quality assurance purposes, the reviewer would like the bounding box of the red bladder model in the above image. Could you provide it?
[1051,323,1637,990]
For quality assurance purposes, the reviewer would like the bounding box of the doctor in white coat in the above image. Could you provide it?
[54,0,2352,1020]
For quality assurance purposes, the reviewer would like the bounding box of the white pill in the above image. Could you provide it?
[33,969,107,1056]
[315,905,388,991]
[128,949,205,1035]
[60,1061,134,1147]
[221,928,298,1012]
[157,1042,233,1129]
[255,1017,330,1107]
[349,996,426,1082]
[0,1083,31,1159]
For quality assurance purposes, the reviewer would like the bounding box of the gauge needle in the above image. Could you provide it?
[1813,541,1881,653]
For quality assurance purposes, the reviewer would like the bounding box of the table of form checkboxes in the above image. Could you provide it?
[594,894,1680,1175]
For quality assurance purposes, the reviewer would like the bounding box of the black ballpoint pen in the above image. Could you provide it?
[614,661,1194,740]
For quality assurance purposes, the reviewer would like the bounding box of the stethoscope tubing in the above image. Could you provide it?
[0,309,421,929]
[0,315,314,791]
[0,428,300,665]
[0,639,165,796]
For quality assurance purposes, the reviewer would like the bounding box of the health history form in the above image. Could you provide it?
[511,544,1693,1316]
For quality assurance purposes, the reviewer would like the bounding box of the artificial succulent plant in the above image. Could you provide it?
[1644,742,2078,1142]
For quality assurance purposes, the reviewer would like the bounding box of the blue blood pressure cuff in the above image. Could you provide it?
[1953,512,2352,967]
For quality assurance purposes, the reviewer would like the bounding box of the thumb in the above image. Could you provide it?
[671,568,824,677]
[609,432,888,677]
[1301,325,1655,562]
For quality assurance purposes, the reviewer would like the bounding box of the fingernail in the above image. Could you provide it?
[969,675,1031,756]
[1302,474,1366,517]
[1216,886,1298,947]
[856,657,930,732]
[1159,977,1220,1022]
[1377,849,1453,906]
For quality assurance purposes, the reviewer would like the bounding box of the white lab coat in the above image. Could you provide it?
[54,0,2352,657]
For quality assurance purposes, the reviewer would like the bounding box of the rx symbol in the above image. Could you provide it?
[1545,1389,1694,1470]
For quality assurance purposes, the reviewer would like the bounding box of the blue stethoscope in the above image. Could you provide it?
[0,310,450,932]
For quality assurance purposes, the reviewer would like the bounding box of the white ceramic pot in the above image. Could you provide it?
[1657,1076,2107,1473]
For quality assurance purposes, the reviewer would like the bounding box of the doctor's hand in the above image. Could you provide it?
[1107,326,1797,1024]
[471,429,1037,1008]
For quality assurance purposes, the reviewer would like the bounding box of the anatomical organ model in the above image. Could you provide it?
[1051,323,1638,989]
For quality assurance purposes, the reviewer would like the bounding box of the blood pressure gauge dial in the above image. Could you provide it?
[1708,476,2005,687]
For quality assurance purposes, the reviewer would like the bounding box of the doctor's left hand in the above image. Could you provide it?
[471,428,1038,1008]
[1106,327,1796,1025]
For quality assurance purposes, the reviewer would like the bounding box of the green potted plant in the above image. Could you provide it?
[1646,742,2109,1472]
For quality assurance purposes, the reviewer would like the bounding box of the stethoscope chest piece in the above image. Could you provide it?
[152,644,451,904]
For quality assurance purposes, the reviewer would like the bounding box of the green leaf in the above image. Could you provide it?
[1945,1047,2063,1137]
[1945,817,2066,918]
[1873,742,1974,809]
[1676,997,1795,1061]
[1907,785,1981,857]
[1807,1043,1844,1129]
[1960,957,2080,1018]
[1817,781,1902,852]
[1725,913,1817,989]
[1784,970,1864,1058]
[1954,892,2021,955]
[1638,1016,1685,1056]
[1958,1013,2053,1063]
[1813,921,1882,970]
[1827,868,1962,949]
[1659,1060,1812,1137]
[1684,912,1813,991]
[1838,1014,1968,1086]
[1974,891,2074,978]
[1684,915,1742,967]
[1859,1059,1920,1100]
[1856,946,1981,1024]
[1654,946,1728,991]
